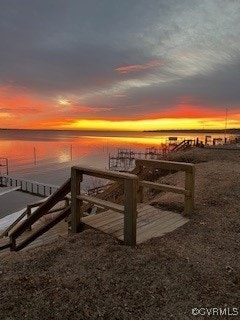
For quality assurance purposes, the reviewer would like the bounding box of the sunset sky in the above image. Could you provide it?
[0,0,240,131]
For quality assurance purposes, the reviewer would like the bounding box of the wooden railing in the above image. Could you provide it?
[71,166,138,245]
[0,197,69,239]
[171,139,195,151]
[2,159,195,251]
[9,178,71,251]
[135,159,195,216]
[0,198,45,239]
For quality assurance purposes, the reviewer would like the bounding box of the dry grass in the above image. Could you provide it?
[1,148,240,319]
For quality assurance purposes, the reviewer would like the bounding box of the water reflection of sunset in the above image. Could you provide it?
[1,130,234,176]
[86,135,168,146]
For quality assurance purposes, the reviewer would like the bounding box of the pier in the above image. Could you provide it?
[0,158,8,175]
[0,175,59,197]
[108,140,194,171]
[108,146,169,171]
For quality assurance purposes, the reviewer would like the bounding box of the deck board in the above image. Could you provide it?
[1,204,189,253]
[82,203,189,244]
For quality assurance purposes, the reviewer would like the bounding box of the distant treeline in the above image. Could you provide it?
[144,128,240,134]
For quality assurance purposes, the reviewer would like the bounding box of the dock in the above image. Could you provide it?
[0,175,59,197]
[108,147,168,171]
[108,141,194,171]
[0,158,8,175]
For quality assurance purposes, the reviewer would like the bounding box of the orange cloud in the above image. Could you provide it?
[0,85,49,115]
[0,85,114,128]
[144,96,240,120]
[115,60,164,74]
[1,85,239,130]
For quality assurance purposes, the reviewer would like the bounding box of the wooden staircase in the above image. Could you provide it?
[0,159,196,252]
[0,179,71,252]
[172,139,195,152]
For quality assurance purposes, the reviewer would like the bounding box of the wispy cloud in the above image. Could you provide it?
[115,60,164,74]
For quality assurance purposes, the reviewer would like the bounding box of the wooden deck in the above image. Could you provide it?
[0,204,189,253]
[82,203,189,244]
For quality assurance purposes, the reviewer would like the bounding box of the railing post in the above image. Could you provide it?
[6,158,9,175]
[10,236,16,251]
[184,167,195,216]
[124,178,138,246]
[135,165,144,203]
[71,168,83,233]
[27,207,32,231]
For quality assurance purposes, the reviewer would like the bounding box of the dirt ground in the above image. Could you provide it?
[0,148,240,319]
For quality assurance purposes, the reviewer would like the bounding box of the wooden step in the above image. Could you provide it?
[13,206,71,251]
[0,237,11,250]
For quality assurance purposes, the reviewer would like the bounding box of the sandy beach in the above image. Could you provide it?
[0,147,240,319]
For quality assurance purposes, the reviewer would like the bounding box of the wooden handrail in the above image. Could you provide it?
[0,208,28,239]
[69,166,141,216]
[0,196,69,239]
[10,178,71,241]
[135,159,195,172]
[139,180,188,195]
[79,166,142,215]
[14,206,71,252]
[135,159,195,216]
[71,167,138,245]
[78,195,125,213]
[0,197,50,239]
[71,166,139,181]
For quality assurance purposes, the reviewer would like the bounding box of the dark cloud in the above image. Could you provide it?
[0,0,240,120]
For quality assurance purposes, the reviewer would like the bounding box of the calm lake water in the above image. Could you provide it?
[0,129,231,183]
[0,129,233,218]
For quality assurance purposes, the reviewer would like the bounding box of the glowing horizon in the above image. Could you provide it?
[61,116,240,131]
[1,115,239,131]
[1,2,240,132]
[1,86,239,131]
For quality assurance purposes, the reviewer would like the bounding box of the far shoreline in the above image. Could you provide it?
[0,128,240,134]
[144,128,240,134]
